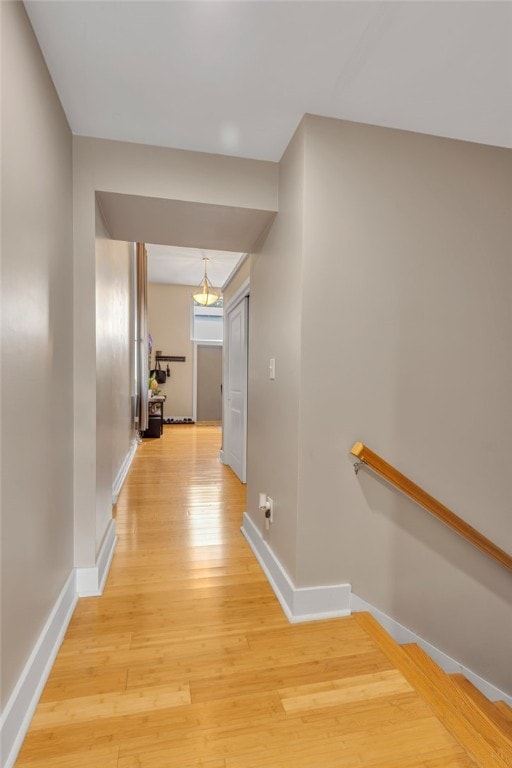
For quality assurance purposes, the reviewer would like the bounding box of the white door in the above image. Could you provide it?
[224,297,248,482]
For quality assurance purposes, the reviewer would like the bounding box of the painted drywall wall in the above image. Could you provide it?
[246,123,307,583]
[73,137,278,569]
[95,203,134,550]
[147,283,194,419]
[248,113,512,694]
[1,0,73,709]
[296,116,512,693]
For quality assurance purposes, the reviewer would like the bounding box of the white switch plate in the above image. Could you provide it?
[269,358,276,380]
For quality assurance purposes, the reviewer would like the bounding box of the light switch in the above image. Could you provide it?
[269,358,276,380]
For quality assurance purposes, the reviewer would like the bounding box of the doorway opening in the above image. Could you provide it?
[194,343,223,424]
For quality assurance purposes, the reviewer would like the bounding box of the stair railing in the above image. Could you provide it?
[349,442,512,571]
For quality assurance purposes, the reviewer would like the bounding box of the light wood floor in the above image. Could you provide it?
[15,426,476,767]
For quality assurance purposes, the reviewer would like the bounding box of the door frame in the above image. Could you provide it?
[192,339,223,424]
[221,277,250,477]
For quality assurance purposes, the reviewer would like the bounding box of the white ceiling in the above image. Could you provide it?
[146,245,244,287]
[25,1,512,162]
[25,1,511,285]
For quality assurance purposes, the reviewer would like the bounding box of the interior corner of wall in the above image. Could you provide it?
[76,519,117,597]
[241,511,351,624]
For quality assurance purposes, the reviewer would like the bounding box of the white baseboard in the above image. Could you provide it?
[76,519,117,597]
[241,512,510,704]
[1,517,117,766]
[0,571,78,768]
[241,512,351,623]
[112,439,138,504]
[351,593,512,707]
[219,449,225,463]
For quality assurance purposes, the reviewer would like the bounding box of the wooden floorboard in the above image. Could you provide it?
[15,426,476,767]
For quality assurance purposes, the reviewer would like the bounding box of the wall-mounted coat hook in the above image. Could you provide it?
[156,355,186,363]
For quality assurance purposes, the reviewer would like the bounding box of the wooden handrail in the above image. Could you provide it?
[350,442,512,572]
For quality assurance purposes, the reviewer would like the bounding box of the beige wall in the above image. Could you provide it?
[299,116,512,693]
[95,203,135,549]
[246,123,307,582]
[1,0,73,709]
[248,114,512,694]
[147,283,194,418]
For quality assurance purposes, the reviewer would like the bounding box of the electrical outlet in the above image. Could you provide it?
[267,497,274,523]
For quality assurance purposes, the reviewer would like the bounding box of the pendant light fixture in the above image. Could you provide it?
[192,256,220,306]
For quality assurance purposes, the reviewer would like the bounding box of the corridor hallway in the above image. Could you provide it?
[15,426,477,767]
